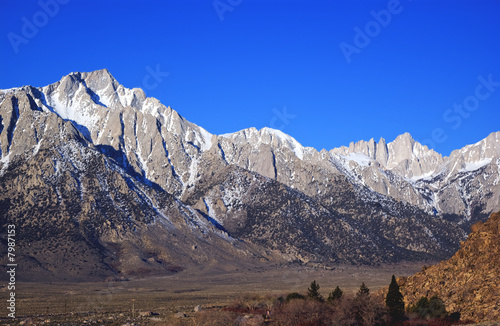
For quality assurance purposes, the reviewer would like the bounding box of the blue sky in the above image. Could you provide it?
[1,0,499,156]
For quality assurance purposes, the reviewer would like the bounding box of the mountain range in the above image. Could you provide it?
[1,69,499,281]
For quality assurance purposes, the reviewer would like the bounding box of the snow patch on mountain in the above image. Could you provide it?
[409,170,436,182]
[196,126,213,152]
[0,87,22,94]
[0,152,11,175]
[344,152,373,167]
[261,127,305,160]
[221,127,311,160]
[42,86,99,141]
[459,158,492,173]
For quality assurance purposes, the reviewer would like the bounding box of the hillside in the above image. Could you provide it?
[399,211,500,322]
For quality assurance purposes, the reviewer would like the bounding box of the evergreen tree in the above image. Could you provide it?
[385,275,405,320]
[327,286,343,302]
[307,280,323,301]
[356,282,370,298]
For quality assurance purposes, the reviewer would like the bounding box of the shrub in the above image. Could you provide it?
[408,296,430,318]
[448,311,461,322]
[285,292,305,302]
[408,295,447,319]
[333,293,389,326]
[223,294,275,315]
[272,299,332,326]
[428,296,447,318]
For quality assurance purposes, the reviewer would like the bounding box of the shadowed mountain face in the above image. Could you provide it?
[0,70,498,280]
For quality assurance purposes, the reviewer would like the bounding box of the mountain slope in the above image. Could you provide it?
[398,211,500,322]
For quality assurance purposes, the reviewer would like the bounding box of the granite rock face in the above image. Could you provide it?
[398,211,500,323]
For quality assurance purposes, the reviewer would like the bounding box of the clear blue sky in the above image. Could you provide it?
[1,0,499,156]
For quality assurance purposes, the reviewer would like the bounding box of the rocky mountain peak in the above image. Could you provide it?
[329,132,443,178]
[386,132,443,178]
[376,137,388,166]
[449,131,500,164]
[48,69,147,111]
[219,127,314,161]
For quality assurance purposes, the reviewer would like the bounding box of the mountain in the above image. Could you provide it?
[398,210,500,322]
[328,132,500,228]
[0,82,268,281]
[1,69,499,280]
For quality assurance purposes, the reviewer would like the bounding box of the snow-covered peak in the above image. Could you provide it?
[438,131,500,178]
[449,131,500,163]
[261,127,306,159]
[187,124,213,152]
[219,127,310,160]
[0,87,22,94]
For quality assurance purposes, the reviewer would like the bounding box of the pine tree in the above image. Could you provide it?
[356,282,370,298]
[385,275,405,320]
[307,280,323,301]
[327,286,343,302]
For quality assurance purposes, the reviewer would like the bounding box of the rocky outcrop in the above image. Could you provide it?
[398,211,500,322]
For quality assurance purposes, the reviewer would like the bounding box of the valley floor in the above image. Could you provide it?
[1,262,428,324]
